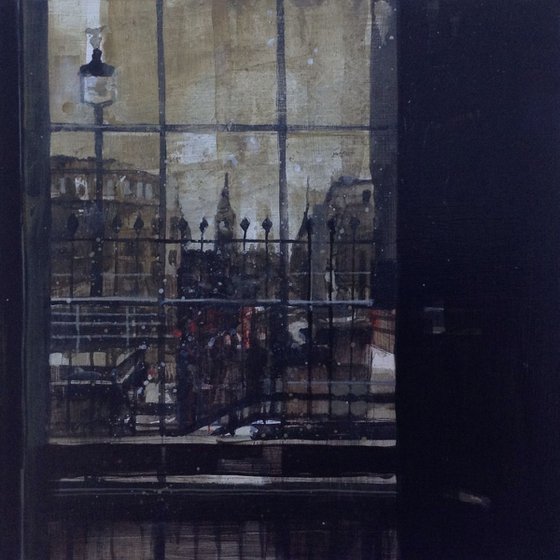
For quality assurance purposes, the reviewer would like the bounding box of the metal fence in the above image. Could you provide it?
[49,210,394,438]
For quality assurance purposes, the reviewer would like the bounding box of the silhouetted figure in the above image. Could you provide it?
[226,413,238,436]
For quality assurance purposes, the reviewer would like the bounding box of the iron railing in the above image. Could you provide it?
[49,211,393,438]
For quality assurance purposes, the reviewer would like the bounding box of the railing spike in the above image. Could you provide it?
[133,214,144,233]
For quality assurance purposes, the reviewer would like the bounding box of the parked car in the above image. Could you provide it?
[249,419,283,440]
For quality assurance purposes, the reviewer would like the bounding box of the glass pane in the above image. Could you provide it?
[286,131,371,239]
[167,132,280,240]
[285,0,373,126]
[43,0,396,456]
[51,131,95,166]
[49,304,180,437]
[164,0,217,125]
[49,0,160,125]
[164,0,278,125]
[284,131,390,423]
[50,133,95,299]
[103,132,160,173]
[48,0,104,124]
[50,132,161,296]
[103,0,160,124]
[49,131,168,438]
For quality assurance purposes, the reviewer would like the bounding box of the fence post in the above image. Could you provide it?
[66,213,79,299]
[327,217,336,419]
[133,214,144,294]
[348,216,360,420]
[306,215,314,419]
[111,214,122,295]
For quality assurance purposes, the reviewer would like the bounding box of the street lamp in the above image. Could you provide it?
[79,28,115,109]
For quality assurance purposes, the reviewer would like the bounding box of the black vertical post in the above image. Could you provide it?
[152,213,167,435]
[276,0,289,422]
[196,213,209,424]
[64,211,77,432]
[263,217,272,299]
[348,217,360,420]
[0,12,20,496]
[111,214,122,295]
[240,217,250,271]
[132,213,142,425]
[240,218,250,398]
[156,0,168,439]
[327,217,336,419]
[214,522,222,560]
[199,217,208,283]
[306,216,314,419]
[177,216,191,430]
[158,444,167,484]
[262,217,272,414]
[178,216,190,260]
[21,0,51,557]
[276,0,289,304]
[67,213,79,298]
[88,374,96,436]
[369,0,398,266]
[94,106,103,204]
[90,104,104,297]
[65,367,72,434]
[153,516,166,560]
[259,520,267,559]
[134,215,144,293]
[274,518,291,560]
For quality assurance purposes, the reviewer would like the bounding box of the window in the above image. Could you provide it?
[24,0,399,556]
[46,0,397,442]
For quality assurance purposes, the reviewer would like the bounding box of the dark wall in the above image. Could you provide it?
[397,1,560,558]
[0,1,22,558]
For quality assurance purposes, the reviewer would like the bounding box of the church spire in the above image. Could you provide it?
[296,177,311,239]
[215,173,236,246]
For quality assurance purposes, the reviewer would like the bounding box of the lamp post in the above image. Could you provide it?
[79,28,115,296]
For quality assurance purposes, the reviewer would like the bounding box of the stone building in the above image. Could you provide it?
[50,155,163,298]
